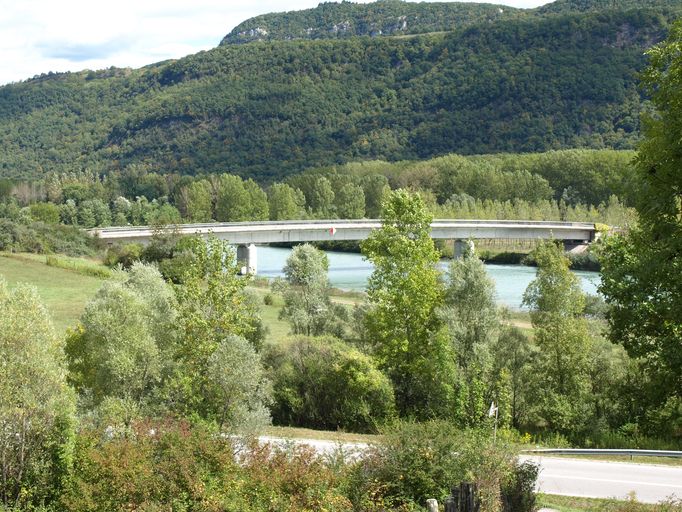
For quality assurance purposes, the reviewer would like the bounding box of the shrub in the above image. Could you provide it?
[350,422,520,511]
[265,336,396,433]
[0,220,97,256]
[239,442,353,512]
[62,421,243,512]
[104,243,143,268]
[501,461,539,512]
[62,421,354,512]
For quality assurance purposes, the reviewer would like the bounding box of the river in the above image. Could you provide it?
[256,246,600,310]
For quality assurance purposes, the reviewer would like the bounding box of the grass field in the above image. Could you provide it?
[0,253,107,332]
[537,493,682,511]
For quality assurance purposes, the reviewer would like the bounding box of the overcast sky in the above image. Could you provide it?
[0,0,551,86]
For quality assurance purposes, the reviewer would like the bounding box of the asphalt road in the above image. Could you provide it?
[259,437,682,505]
[521,455,682,504]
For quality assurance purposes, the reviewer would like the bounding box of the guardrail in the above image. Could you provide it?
[523,448,682,458]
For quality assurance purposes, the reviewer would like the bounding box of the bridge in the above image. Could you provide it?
[89,219,598,274]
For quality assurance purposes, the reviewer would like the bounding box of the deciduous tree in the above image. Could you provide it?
[0,280,76,508]
[600,23,682,420]
[361,189,454,419]
[523,241,592,433]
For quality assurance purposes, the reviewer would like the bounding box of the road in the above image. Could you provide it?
[258,437,682,504]
[521,455,682,504]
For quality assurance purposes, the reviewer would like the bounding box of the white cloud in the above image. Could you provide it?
[0,0,551,85]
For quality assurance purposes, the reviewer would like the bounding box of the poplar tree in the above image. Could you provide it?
[362,189,454,419]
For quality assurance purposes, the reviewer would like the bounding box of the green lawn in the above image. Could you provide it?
[0,253,106,333]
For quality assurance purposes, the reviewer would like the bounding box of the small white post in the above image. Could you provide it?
[426,498,439,512]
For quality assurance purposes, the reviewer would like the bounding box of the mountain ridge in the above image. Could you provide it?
[0,2,675,182]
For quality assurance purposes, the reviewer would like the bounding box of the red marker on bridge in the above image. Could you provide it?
[329,226,337,236]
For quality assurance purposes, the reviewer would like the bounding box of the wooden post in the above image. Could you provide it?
[426,498,439,512]
[449,482,480,512]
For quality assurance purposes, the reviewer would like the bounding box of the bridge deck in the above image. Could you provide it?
[90,219,597,245]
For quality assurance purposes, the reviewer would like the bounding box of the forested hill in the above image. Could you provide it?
[537,0,682,15]
[221,0,522,45]
[0,6,673,181]
[221,0,681,44]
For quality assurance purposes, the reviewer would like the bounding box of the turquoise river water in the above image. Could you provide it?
[256,246,600,310]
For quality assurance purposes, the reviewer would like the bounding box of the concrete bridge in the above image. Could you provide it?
[89,219,598,274]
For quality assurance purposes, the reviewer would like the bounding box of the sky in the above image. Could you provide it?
[0,0,551,86]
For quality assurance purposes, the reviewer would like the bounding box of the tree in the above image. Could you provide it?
[441,246,500,426]
[265,336,396,433]
[172,236,265,418]
[66,263,178,413]
[206,335,271,432]
[29,202,60,224]
[183,180,213,222]
[243,179,269,220]
[308,176,335,218]
[491,325,535,428]
[335,183,365,218]
[600,23,682,419]
[0,280,76,508]
[522,241,592,433]
[215,174,249,222]
[275,244,346,337]
[268,183,305,220]
[361,189,454,419]
[361,174,390,218]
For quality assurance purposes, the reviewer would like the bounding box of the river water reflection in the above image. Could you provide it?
[257,246,600,310]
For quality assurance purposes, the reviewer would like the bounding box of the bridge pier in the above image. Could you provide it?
[454,239,475,259]
[563,240,589,255]
[237,244,257,275]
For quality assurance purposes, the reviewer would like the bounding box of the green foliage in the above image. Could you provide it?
[0,280,76,509]
[599,21,682,429]
[265,336,396,433]
[0,217,98,256]
[0,8,669,182]
[63,420,354,512]
[492,326,536,428]
[28,201,60,224]
[268,183,306,220]
[442,248,501,426]
[103,242,143,269]
[223,0,522,44]
[172,236,266,419]
[335,183,366,219]
[275,243,348,337]
[216,174,269,221]
[523,241,593,433]
[65,263,178,412]
[362,189,454,420]
[353,421,521,511]
[205,335,272,432]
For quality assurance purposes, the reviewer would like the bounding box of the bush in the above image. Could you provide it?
[62,421,353,512]
[265,336,396,433]
[0,219,98,256]
[104,243,143,268]
[501,461,539,512]
[62,421,242,512]
[350,421,520,511]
